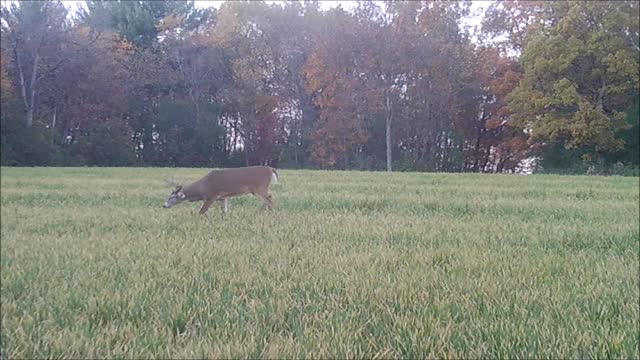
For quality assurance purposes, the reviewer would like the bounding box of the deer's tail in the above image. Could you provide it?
[271,168,279,185]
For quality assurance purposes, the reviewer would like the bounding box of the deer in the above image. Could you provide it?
[163,166,279,216]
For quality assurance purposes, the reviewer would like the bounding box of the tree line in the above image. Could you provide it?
[1,0,638,174]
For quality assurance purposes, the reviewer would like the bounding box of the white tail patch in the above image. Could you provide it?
[271,171,279,185]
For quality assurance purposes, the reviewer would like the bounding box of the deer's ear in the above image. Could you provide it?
[179,192,186,199]
[175,185,182,192]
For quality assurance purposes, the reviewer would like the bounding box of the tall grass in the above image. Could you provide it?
[1,167,638,359]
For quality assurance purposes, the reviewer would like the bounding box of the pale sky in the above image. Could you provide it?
[58,0,490,28]
[59,0,360,12]
[46,0,490,41]
[193,0,491,28]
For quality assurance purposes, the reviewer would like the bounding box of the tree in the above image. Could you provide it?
[209,1,295,166]
[2,0,635,173]
[1,1,69,127]
[507,1,640,165]
[480,0,545,56]
[256,1,321,168]
[389,1,475,172]
[81,0,209,48]
[44,27,136,164]
[304,6,373,169]
[79,0,221,166]
[458,46,528,173]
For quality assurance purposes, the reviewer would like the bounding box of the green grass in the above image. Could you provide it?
[1,167,638,359]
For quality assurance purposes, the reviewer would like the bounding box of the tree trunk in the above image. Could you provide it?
[26,107,34,128]
[473,128,483,171]
[293,131,299,167]
[481,147,491,172]
[343,134,348,170]
[14,46,38,128]
[385,92,393,172]
[496,157,505,173]
[244,134,250,166]
[27,53,40,128]
[51,105,57,147]
[473,110,486,172]
[15,49,28,110]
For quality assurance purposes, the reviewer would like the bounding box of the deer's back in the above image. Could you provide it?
[202,166,273,198]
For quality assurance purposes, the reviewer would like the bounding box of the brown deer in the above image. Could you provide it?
[163,166,279,215]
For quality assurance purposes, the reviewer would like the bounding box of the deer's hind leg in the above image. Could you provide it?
[255,187,273,210]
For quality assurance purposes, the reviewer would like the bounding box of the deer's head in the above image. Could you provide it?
[163,179,187,208]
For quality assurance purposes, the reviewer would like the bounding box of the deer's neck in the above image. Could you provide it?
[183,183,204,201]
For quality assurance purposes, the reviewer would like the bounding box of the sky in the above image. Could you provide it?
[56,0,362,13]
[58,0,368,12]
[0,0,492,42]
[56,0,491,30]
[46,0,491,45]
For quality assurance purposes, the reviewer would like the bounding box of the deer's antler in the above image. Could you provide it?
[164,177,183,189]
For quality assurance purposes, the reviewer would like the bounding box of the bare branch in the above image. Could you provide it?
[626,31,639,52]
[37,31,102,81]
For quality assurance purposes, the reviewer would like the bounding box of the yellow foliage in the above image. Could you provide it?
[157,14,183,32]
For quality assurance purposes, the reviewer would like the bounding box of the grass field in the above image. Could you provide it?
[1,167,638,359]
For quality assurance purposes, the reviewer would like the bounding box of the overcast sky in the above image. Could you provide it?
[58,0,360,12]
[32,0,490,41]
[57,0,490,26]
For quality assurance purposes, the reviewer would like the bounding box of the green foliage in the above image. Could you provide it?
[0,0,638,173]
[70,120,138,167]
[508,1,639,164]
[536,143,639,176]
[1,168,638,358]
[154,101,226,167]
[81,0,208,48]
[608,96,640,166]
[0,101,60,166]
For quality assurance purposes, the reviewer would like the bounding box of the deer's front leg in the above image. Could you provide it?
[199,199,214,215]
[218,198,229,214]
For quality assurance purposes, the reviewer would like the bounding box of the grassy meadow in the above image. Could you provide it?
[1,167,638,359]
